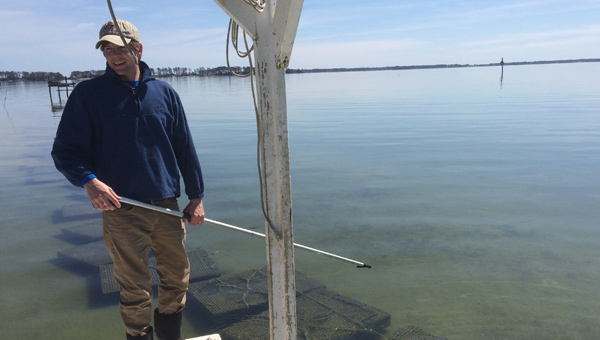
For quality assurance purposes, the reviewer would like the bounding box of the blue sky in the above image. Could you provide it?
[1,0,599,75]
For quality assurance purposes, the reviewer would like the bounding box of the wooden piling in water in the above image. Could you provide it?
[48,76,76,109]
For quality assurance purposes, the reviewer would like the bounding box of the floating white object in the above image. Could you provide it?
[186,335,222,340]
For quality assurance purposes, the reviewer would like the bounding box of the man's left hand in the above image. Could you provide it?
[183,198,205,225]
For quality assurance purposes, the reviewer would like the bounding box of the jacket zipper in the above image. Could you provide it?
[132,87,140,113]
[113,74,155,115]
[132,78,155,114]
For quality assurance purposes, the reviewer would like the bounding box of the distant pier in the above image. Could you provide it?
[48,77,76,111]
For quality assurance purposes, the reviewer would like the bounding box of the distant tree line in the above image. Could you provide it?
[68,66,253,79]
[151,66,252,77]
[69,70,105,79]
[287,58,600,74]
[1,66,254,82]
[3,58,598,82]
[0,71,64,81]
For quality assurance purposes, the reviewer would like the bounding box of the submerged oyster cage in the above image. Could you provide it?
[52,203,446,340]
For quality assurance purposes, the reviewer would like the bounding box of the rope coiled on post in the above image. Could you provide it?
[226,19,279,236]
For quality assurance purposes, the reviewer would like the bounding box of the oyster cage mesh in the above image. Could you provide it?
[188,268,444,340]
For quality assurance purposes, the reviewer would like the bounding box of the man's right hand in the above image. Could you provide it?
[83,178,121,210]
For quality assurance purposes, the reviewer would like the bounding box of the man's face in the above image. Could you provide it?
[102,42,142,81]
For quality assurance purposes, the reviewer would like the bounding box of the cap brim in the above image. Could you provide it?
[95,35,132,49]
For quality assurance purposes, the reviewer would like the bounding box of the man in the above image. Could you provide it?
[52,19,204,340]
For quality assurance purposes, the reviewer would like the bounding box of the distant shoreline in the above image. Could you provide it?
[286,58,600,74]
[1,58,598,81]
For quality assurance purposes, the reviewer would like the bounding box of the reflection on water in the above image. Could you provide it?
[1,63,600,339]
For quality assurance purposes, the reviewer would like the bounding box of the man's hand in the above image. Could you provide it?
[183,198,205,225]
[83,178,121,211]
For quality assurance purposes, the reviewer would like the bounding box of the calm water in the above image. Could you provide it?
[1,63,599,339]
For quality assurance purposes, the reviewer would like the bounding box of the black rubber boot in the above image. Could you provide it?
[154,308,183,340]
[126,326,154,340]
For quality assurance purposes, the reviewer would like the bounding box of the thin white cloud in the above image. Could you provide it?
[460,25,600,48]
[75,22,97,31]
[291,38,428,68]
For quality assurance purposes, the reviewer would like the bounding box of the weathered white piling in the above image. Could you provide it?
[211,1,304,339]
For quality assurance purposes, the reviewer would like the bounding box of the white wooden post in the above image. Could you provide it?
[211,1,304,339]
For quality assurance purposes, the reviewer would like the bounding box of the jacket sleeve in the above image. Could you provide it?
[51,85,96,188]
[170,90,204,200]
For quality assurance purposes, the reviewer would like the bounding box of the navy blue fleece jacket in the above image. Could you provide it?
[51,61,204,201]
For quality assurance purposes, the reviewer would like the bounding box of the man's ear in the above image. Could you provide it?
[137,42,143,60]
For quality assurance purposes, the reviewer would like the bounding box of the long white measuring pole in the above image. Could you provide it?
[119,197,371,269]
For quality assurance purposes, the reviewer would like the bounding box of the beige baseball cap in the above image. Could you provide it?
[95,19,140,49]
